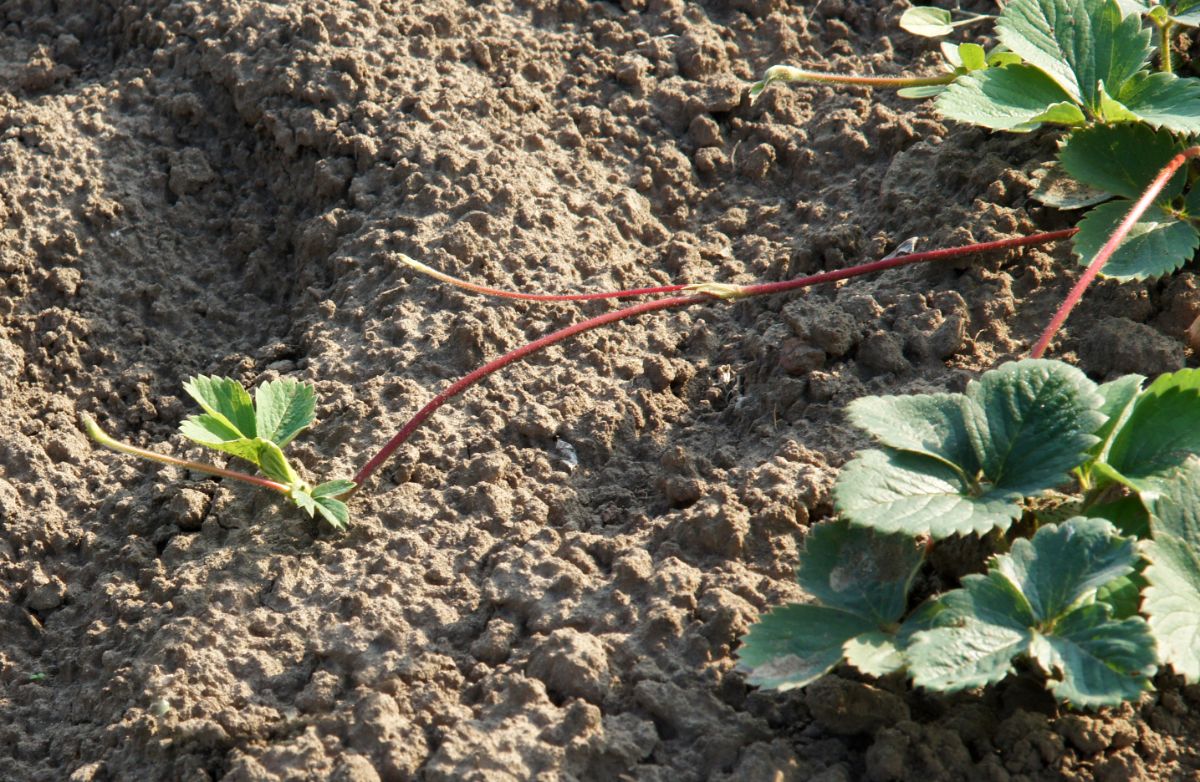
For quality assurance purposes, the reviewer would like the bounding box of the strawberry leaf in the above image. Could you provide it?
[739,605,878,690]
[900,6,955,37]
[1058,124,1187,200]
[1144,459,1200,681]
[845,393,978,476]
[254,378,316,447]
[1119,71,1200,133]
[1029,604,1157,706]
[183,376,257,439]
[838,360,1103,539]
[935,65,1083,131]
[963,359,1105,496]
[995,515,1138,618]
[1101,369,1200,486]
[313,496,350,529]
[1072,200,1200,281]
[1174,0,1200,25]
[795,520,924,622]
[836,449,1024,538]
[908,518,1153,706]
[996,0,1151,107]
[312,479,356,498]
[737,522,923,689]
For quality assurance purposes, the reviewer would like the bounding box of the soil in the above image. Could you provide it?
[4,1,1200,781]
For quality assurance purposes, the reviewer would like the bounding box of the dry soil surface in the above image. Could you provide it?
[4,1,1200,781]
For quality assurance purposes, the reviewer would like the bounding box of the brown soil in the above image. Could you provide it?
[3,1,1200,781]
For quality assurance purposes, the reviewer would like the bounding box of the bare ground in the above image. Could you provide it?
[3,1,1200,780]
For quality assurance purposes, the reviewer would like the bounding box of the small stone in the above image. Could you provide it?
[779,339,825,375]
[168,488,210,531]
[857,331,909,374]
[526,628,613,704]
[688,115,722,147]
[27,576,67,611]
[1079,317,1183,377]
[168,148,216,196]
[806,677,909,736]
[739,143,776,180]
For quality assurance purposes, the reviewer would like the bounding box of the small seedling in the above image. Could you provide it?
[740,360,1200,707]
[84,376,354,528]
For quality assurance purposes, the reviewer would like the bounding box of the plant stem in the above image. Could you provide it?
[756,65,956,91]
[402,230,1079,302]
[355,229,1074,490]
[1157,17,1175,74]
[81,413,292,494]
[1030,147,1200,359]
[350,295,705,489]
[395,253,689,301]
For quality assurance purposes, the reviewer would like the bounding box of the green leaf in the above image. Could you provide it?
[1105,370,1200,484]
[1058,124,1187,201]
[907,573,1033,692]
[1032,604,1156,707]
[836,449,1023,538]
[1029,101,1089,126]
[290,485,351,528]
[183,376,257,439]
[1095,572,1144,618]
[291,488,317,516]
[935,65,1082,131]
[846,393,977,476]
[179,413,247,449]
[997,0,1152,107]
[178,419,275,468]
[254,379,316,448]
[986,49,1025,67]
[900,6,955,36]
[255,440,298,485]
[1086,494,1152,538]
[312,479,357,498]
[942,40,963,68]
[313,496,350,529]
[1185,182,1200,219]
[1073,200,1199,282]
[1174,0,1200,26]
[795,521,924,622]
[898,85,949,99]
[739,604,877,690]
[909,518,1154,704]
[1093,374,1146,458]
[963,359,1104,496]
[995,516,1138,618]
[1141,460,1200,681]
[1119,71,1200,133]
[738,521,923,689]
[843,631,906,677]
[959,42,988,71]
[1143,530,1200,680]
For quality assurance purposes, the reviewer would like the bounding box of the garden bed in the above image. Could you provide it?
[3,0,1200,779]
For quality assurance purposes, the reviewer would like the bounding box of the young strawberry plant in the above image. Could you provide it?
[83,376,354,528]
[739,360,1200,707]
